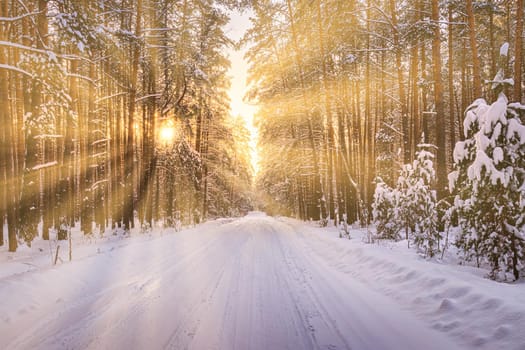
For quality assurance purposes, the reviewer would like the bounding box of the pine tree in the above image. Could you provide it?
[373,144,440,257]
[449,49,525,279]
[372,179,400,240]
[396,145,440,256]
[409,147,440,257]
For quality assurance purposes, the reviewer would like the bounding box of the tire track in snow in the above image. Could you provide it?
[95,228,250,350]
[273,219,464,350]
[2,214,467,350]
[272,225,352,350]
[5,230,228,350]
[163,228,252,350]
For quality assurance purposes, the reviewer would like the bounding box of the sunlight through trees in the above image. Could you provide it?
[0,0,254,251]
[246,0,524,231]
[0,1,524,271]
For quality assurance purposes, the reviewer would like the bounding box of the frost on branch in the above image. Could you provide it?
[372,180,400,240]
[450,68,525,280]
[373,144,441,257]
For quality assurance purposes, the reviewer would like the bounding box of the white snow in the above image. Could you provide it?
[507,118,525,145]
[0,63,33,77]
[463,100,490,137]
[0,213,524,350]
[447,169,458,188]
[493,147,504,164]
[32,161,58,171]
[468,149,505,185]
[482,94,507,135]
[500,42,509,57]
[490,70,514,88]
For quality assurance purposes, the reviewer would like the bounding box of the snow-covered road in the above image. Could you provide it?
[0,213,520,350]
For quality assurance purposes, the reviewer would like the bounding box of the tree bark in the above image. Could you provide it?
[390,0,409,164]
[432,0,447,199]
[466,0,482,98]
[0,2,7,247]
[448,4,456,167]
[514,0,523,102]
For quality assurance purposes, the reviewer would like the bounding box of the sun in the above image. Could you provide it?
[158,121,176,145]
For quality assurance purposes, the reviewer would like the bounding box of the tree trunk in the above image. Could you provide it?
[489,0,497,86]
[432,0,447,199]
[514,0,523,102]
[390,0,410,164]
[466,0,482,98]
[0,3,7,247]
[448,4,456,167]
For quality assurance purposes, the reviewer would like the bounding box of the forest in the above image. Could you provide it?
[251,0,523,220]
[1,0,525,279]
[0,0,254,253]
[248,0,525,279]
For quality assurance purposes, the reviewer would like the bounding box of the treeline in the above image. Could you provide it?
[248,0,524,224]
[0,0,253,252]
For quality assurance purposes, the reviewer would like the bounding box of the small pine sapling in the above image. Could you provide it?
[372,179,401,240]
[397,145,440,256]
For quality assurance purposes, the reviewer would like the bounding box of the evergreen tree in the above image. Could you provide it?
[372,179,400,240]
[449,57,525,280]
[373,145,440,257]
[396,145,440,256]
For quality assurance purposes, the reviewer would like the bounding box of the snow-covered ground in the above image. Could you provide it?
[0,212,524,350]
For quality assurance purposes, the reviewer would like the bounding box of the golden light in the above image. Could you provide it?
[158,120,176,145]
[226,44,260,176]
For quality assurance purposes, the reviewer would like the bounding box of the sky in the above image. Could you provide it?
[224,10,259,175]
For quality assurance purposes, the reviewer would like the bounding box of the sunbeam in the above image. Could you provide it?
[225,10,260,177]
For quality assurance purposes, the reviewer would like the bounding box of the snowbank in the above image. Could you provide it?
[283,219,525,350]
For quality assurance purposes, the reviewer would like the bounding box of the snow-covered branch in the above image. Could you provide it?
[0,63,33,77]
